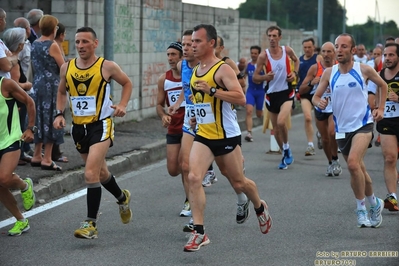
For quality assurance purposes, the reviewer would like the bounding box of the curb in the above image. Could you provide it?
[0,116,263,220]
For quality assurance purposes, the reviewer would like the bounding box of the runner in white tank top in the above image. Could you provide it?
[252,25,299,170]
[313,33,388,229]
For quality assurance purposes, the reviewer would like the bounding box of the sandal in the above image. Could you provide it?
[30,161,41,167]
[41,161,62,171]
[53,156,68,163]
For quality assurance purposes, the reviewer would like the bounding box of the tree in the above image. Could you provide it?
[238,0,344,42]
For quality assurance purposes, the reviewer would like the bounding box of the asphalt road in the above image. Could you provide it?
[0,114,398,266]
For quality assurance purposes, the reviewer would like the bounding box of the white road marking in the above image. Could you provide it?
[0,160,166,229]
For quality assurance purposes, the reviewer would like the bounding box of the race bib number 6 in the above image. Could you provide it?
[194,103,215,124]
[70,96,96,116]
[168,90,186,107]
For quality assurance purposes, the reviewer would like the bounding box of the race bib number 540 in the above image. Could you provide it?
[194,103,215,124]
[70,96,96,116]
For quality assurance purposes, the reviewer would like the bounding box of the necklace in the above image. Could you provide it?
[201,63,206,68]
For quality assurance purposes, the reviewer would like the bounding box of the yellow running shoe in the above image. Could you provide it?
[74,221,98,239]
[21,178,35,211]
[8,219,30,236]
[118,189,132,224]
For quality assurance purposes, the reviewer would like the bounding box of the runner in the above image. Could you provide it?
[313,33,387,228]
[300,42,342,176]
[253,25,299,169]
[183,24,272,252]
[53,27,133,238]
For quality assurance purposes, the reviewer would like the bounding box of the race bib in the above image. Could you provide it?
[194,103,215,124]
[384,101,399,118]
[185,104,195,118]
[70,96,96,116]
[168,90,185,107]
[335,132,345,139]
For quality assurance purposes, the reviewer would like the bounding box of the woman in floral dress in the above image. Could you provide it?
[30,15,65,171]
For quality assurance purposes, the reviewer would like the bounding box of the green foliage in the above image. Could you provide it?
[238,0,399,48]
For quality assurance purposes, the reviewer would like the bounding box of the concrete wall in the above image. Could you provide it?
[1,0,316,122]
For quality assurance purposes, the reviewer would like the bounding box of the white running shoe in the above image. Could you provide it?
[356,209,371,228]
[202,171,217,187]
[331,160,342,176]
[305,145,315,156]
[325,164,333,176]
[369,198,383,228]
[180,200,191,217]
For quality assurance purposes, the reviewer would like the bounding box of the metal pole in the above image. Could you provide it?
[343,0,346,33]
[317,0,323,46]
[104,0,115,94]
[267,0,270,21]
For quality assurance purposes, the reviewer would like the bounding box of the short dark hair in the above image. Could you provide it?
[386,36,395,42]
[302,38,315,45]
[336,33,356,48]
[183,29,193,36]
[266,25,282,36]
[193,24,217,48]
[76,26,97,39]
[55,23,66,39]
[385,43,399,57]
[250,45,261,54]
[217,35,224,46]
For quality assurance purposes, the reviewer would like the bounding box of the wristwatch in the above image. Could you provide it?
[209,87,217,96]
[54,109,64,118]
[28,126,38,134]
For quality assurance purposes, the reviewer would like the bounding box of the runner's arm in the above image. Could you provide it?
[312,67,332,110]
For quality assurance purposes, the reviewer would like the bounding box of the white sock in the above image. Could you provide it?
[237,193,247,205]
[18,218,26,222]
[22,182,29,192]
[366,194,377,207]
[283,143,289,150]
[308,142,314,147]
[356,198,367,210]
[389,193,397,200]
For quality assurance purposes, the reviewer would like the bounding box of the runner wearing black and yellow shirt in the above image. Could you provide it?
[54,27,133,239]
[183,24,272,253]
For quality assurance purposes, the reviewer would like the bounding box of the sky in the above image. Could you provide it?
[182,0,399,27]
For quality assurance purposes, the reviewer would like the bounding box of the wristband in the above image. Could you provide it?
[237,72,245,79]
[54,110,64,118]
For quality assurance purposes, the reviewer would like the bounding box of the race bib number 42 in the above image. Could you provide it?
[70,96,96,116]
[194,103,215,124]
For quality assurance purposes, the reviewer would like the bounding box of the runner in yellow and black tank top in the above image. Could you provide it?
[190,61,241,140]
[66,57,113,125]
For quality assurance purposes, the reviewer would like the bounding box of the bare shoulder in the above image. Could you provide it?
[224,58,235,67]
[321,66,333,78]
[60,61,69,73]
[102,59,120,70]
[258,50,267,60]
[158,72,166,82]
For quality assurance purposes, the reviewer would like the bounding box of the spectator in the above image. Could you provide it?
[26,9,43,44]
[3,27,34,166]
[30,15,65,171]
[13,17,31,76]
[0,8,18,79]
[52,22,69,163]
